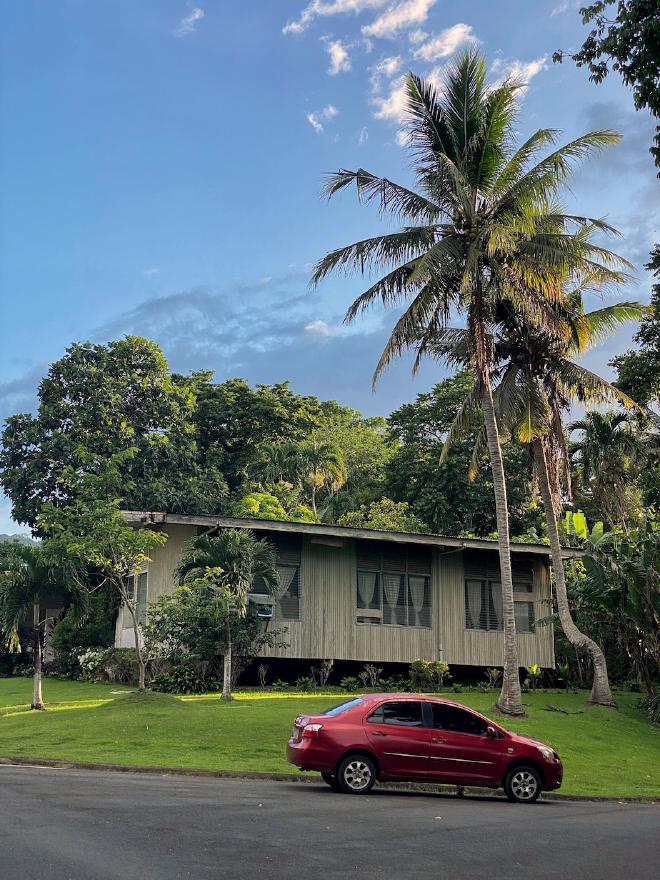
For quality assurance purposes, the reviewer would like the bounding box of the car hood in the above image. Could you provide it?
[508,731,555,751]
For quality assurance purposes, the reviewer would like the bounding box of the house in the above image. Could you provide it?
[116,511,579,671]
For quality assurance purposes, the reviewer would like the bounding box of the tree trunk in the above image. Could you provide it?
[481,383,524,716]
[532,439,616,708]
[125,601,146,691]
[222,615,233,701]
[31,631,45,710]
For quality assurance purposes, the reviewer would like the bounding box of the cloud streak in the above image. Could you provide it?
[362,0,438,39]
[325,39,352,74]
[412,23,477,62]
[283,0,388,36]
[307,103,339,132]
[173,6,205,37]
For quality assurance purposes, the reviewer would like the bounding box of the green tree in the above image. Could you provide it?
[0,542,85,709]
[386,371,543,538]
[553,1,660,166]
[0,338,227,530]
[312,50,625,714]
[569,410,646,530]
[230,489,316,523]
[176,530,279,700]
[337,498,428,532]
[39,452,167,691]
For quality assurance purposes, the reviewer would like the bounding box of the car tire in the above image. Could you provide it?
[321,772,339,790]
[336,754,377,795]
[504,765,542,803]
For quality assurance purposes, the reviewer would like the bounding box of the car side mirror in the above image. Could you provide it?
[486,725,497,738]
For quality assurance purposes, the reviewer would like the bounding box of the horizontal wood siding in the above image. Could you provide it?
[117,525,555,668]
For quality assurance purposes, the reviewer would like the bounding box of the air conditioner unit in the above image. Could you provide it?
[256,604,274,619]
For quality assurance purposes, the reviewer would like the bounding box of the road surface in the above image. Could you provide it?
[0,765,657,879]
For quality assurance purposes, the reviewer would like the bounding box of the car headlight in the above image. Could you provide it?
[537,745,555,761]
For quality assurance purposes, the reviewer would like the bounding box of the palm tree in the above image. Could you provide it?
[296,440,347,518]
[176,530,279,700]
[437,287,645,707]
[0,542,85,710]
[569,410,646,531]
[312,49,628,715]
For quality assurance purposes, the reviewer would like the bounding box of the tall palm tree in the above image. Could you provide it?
[312,49,628,715]
[569,410,646,531]
[176,530,279,700]
[435,286,644,707]
[0,542,85,710]
[296,439,347,518]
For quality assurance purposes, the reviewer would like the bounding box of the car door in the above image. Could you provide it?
[364,700,430,780]
[424,702,509,784]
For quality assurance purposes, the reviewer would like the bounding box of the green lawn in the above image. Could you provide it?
[1,677,658,798]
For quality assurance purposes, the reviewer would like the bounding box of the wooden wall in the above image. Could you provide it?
[116,524,555,668]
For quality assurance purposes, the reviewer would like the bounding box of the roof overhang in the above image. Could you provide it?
[121,511,583,560]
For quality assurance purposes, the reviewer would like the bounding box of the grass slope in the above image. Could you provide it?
[1,678,658,797]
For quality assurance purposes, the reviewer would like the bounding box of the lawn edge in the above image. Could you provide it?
[1,755,656,803]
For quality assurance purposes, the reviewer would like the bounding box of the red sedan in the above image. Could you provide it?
[287,694,562,803]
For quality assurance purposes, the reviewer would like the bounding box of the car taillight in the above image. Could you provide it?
[302,723,323,738]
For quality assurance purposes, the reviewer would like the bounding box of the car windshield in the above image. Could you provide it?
[322,698,364,717]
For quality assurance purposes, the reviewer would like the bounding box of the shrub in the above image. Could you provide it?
[638,693,660,724]
[78,648,109,680]
[409,659,433,690]
[485,667,502,689]
[103,648,139,684]
[272,678,289,690]
[340,676,360,692]
[359,664,382,688]
[525,663,543,691]
[257,663,269,687]
[429,661,452,689]
[151,664,219,695]
[378,675,411,692]
[295,676,316,692]
[452,683,463,694]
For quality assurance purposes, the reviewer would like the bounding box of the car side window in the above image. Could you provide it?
[368,701,423,727]
[430,703,488,736]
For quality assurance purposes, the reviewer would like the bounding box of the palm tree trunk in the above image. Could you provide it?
[31,631,44,710]
[222,614,233,701]
[481,382,524,716]
[532,439,616,708]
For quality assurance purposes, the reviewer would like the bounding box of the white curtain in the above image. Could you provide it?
[357,572,378,608]
[383,573,402,607]
[276,565,297,598]
[490,581,503,630]
[408,575,426,625]
[465,579,483,629]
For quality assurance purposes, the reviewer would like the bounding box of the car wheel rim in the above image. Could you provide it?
[511,770,538,800]
[344,760,372,791]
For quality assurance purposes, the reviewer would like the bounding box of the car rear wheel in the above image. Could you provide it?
[321,772,339,790]
[504,766,542,803]
[336,754,377,795]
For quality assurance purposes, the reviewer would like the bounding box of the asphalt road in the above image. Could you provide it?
[0,766,658,880]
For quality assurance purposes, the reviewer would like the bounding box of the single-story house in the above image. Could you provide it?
[116,511,580,671]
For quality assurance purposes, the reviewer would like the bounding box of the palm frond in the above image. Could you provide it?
[322,168,441,222]
[440,377,482,463]
[569,302,648,354]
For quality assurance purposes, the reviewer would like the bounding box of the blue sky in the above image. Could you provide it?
[0,0,658,533]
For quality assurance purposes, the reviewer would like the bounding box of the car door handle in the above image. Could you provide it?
[371,731,387,737]
[431,736,447,744]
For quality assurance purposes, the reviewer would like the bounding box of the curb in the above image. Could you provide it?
[0,756,656,803]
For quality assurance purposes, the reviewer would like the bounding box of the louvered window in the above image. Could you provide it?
[356,541,431,628]
[250,533,302,620]
[464,555,536,632]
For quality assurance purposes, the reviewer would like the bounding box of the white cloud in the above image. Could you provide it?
[173,6,205,38]
[490,56,548,90]
[407,28,427,43]
[551,1,569,15]
[307,104,339,133]
[325,39,352,74]
[371,74,408,122]
[362,0,438,39]
[357,126,369,144]
[412,23,477,62]
[142,267,160,278]
[305,319,335,336]
[283,0,388,35]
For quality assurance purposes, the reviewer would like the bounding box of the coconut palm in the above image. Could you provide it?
[569,410,647,531]
[176,530,279,700]
[0,542,85,710]
[435,284,644,707]
[312,49,628,715]
[296,440,347,518]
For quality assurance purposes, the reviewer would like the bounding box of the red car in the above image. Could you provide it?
[287,694,562,803]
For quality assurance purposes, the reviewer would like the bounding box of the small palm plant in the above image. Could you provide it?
[0,542,85,709]
[176,530,279,700]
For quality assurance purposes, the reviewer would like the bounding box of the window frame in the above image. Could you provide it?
[356,543,432,629]
[367,700,425,728]
[464,578,503,632]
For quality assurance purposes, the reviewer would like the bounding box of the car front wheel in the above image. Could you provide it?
[504,766,542,803]
[337,754,377,795]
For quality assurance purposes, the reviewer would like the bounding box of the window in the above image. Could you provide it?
[122,571,148,626]
[368,701,423,727]
[465,579,502,631]
[514,600,535,633]
[250,533,301,620]
[356,542,431,628]
[322,698,364,717]
[429,703,488,736]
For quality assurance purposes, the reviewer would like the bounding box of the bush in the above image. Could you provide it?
[429,661,452,689]
[151,664,219,695]
[452,683,463,694]
[78,648,109,680]
[295,676,316,692]
[340,676,360,692]
[103,648,139,684]
[638,693,660,724]
[272,678,289,690]
[358,664,382,688]
[409,659,433,690]
[378,675,411,692]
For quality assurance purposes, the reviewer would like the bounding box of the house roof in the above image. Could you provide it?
[121,510,583,560]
